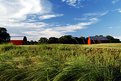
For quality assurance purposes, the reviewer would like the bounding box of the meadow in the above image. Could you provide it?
[0,44,121,81]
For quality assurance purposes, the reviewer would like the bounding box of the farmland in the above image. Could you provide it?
[0,44,121,81]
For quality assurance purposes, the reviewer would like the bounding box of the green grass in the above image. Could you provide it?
[0,43,121,81]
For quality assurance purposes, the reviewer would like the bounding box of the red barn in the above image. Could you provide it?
[10,36,27,45]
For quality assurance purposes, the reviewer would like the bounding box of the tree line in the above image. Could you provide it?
[0,27,120,44]
[28,35,121,45]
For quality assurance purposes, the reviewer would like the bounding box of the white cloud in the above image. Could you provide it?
[108,27,113,29]
[22,18,98,40]
[0,0,52,26]
[2,0,52,19]
[0,0,104,41]
[114,36,121,40]
[40,14,64,20]
[62,0,83,8]
[23,29,63,40]
[117,9,121,13]
[84,11,108,17]
[74,12,107,23]
[54,18,98,33]
[112,0,120,4]
[0,0,64,40]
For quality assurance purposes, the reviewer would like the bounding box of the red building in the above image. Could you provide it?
[10,36,27,45]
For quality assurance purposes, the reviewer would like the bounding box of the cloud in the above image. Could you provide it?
[62,0,83,8]
[74,11,108,22]
[84,11,108,17]
[0,0,64,40]
[112,0,120,4]
[0,0,53,27]
[75,17,99,22]
[22,17,98,40]
[40,14,64,20]
[54,18,98,33]
[117,9,121,13]
[23,29,63,40]
[114,36,121,40]
[108,27,113,29]
[0,0,107,41]
[0,0,52,22]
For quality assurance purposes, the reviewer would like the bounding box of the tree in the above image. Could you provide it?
[106,35,120,43]
[29,40,38,45]
[74,37,86,44]
[95,35,104,37]
[23,36,27,44]
[0,27,10,43]
[59,35,78,44]
[106,35,114,40]
[39,37,48,44]
[106,35,115,43]
[48,37,59,44]
[113,39,120,43]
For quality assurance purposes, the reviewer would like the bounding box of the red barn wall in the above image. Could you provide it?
[10,40,24,45]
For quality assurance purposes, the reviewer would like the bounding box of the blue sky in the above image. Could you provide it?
[0,0,121,40]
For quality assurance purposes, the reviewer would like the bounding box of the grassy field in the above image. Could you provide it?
[0,43,121,81]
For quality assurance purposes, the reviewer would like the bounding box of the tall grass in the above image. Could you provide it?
[0,44,121,81]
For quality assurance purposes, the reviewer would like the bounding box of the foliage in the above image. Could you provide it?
[48,37,59,44]
[59,35,78,44]
[23,36,27,44]
[106,35,120,43]
[39,37,48,44]
[74,37,86,44]
[37,35,120,45]
[0,27,10,43]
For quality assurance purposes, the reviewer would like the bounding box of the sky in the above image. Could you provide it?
[0,0,121,41]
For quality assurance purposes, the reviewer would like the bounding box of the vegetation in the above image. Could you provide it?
[29,35,120,45]
[0,44,121,81]
[0,27,10,43]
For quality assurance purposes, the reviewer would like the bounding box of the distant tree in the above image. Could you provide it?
[48,37,59,44]
[106,35,114,43]
[95,35,104,37]
[73,36,87,44]
[29,40,38,45]
[74,37,80,44]
[39,37,48,44]
[113,39,120,43]
[106,35,114,40]
[80,36,86,44]
[106,35,120,43]
[29,40,34,45]
[23,36,27,44]
[0,27,10,43]
[59,35,78,44]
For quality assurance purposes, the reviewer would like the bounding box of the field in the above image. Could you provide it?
[0,44,121,81]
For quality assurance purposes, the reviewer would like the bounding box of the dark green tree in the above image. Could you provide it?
[74,37,86,44]
[106,35,120,43]
[23,36,27,44]
[48,37,59,44]
[39,37,48,44]
[29,40,38,45]
[0,27,10,43]
[59,35,78,44]
[106,35,114,40]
